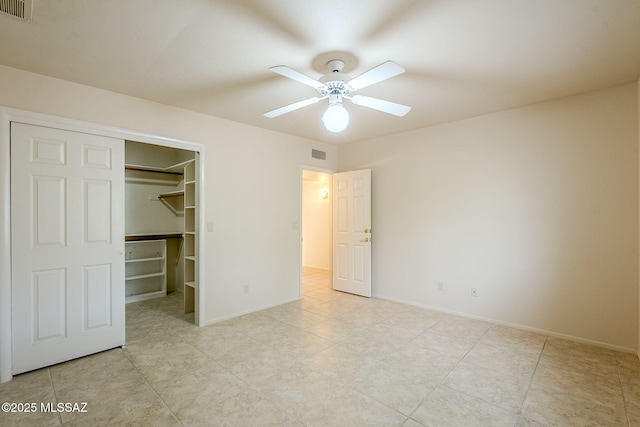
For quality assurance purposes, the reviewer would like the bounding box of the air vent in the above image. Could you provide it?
[311,149,326,160]
[0,0,33,22]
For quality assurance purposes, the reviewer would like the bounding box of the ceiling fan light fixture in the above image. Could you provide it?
[322,103,349,133]
[264,58,410,133]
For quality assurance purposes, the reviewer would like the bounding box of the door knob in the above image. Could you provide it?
[360,237,370,243]
[364,228,371,233]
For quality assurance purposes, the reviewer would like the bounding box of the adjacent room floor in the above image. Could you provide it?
[2,267,639,426]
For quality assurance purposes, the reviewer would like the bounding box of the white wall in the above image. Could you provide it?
[0,65,337,326]
[339,83,639,351]
[124,142,189,235]
[302,171,332,269]
[125,180,184,234]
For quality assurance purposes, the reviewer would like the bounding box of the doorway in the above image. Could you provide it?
[301,169,332,296]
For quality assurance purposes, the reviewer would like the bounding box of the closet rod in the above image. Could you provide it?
[125,166,183,175]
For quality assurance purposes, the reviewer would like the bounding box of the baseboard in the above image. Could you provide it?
[373,293,637,355]
[204,297,301,325]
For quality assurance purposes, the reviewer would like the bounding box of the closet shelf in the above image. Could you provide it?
[125,233,182,241]
[126,256,164,263]
[158,190,184,199]
[125,159,193,175]
[126,272,166,281]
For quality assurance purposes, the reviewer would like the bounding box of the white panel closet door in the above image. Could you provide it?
[332,169,372,297]
[11,123,125,374]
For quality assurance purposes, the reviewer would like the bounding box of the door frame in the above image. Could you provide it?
[0,106,207,383]
[299,165,336,297]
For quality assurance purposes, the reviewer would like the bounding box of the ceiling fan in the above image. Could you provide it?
[263,59,411,133]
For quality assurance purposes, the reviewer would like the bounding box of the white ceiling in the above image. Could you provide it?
[1,0,639,144]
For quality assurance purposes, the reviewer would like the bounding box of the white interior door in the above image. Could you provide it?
[11,123,125,374]
[332,169,372,297]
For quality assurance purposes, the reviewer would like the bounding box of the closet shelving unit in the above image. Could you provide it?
[125,239,167,303]
[183,160,197,315]
[124,158,196,308]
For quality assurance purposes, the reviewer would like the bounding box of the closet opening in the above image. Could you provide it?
[124,141,200,325]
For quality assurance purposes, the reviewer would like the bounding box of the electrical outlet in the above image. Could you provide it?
[207,222,214,232]
[437,282,444,291]
[243,284,249,294]
[471,287,478,297]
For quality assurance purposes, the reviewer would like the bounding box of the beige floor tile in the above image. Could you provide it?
[617,351,640,383]
[194,332,261,361]
[293,387,407,427]
[480,324,546,354]
[532,358,625,409]
[334,309,387,330]
[627,399,640,426]
[0,369,61,427]
[542,337,619,378]
[255,365,341,412]
[62,387,179,427]
[521,386,627,426]
[368,319,429,343]
[463,341,540,379]
[154,363,248,422]
[384,342,460,382]
[305,301,355,318]
[49,348,133,387]
[0,409,61,427]
[351,361,439,416]
[297,344,379,385]
[410,329,476,359]
[428,316,491,341]
[412,386,518,427]
[273,309,329,329]
[402,419,426,427]
[215,343,297,383]
[179,388,295,427]
[443,360,530,412]
[303,318,368,344]
[51,358,149,418]
[514,416,549,426]
[124,338,212,385]
[0,368,54,401]
[622,380,640,405]
[346,332,412,361]
[177,322,245,349]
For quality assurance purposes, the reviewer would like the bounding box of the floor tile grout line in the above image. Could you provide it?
[614,351,633,427]
[46,367,64,426]
[514,334,548,425]
[120,346,185,426]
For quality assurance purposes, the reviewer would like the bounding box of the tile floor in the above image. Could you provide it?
[2,266,640,426]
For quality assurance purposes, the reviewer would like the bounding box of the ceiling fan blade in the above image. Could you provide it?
[269,65,323,89]
[350,95,411,117]
[347,61,406,91]
[263,97,321,118]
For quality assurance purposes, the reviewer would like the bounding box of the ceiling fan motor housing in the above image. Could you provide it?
[317,59,353,98]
